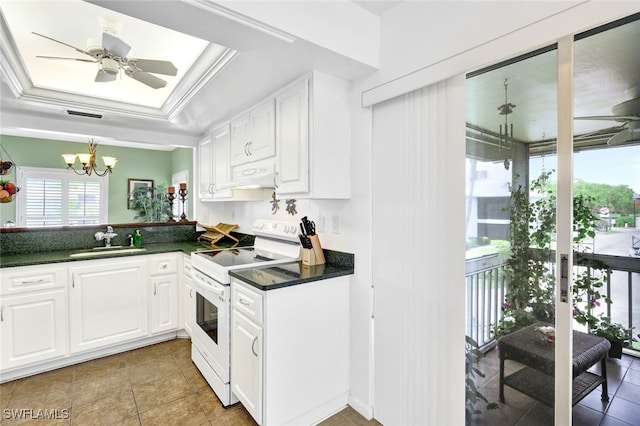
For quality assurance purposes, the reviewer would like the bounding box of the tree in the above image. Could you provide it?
[573,181,635,216]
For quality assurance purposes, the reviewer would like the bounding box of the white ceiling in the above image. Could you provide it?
[0,0,382,148]
[0,1,638,153]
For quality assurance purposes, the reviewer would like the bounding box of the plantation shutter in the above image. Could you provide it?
[68,179,102,225]
[24,172,63,227]
[17,167,108,226]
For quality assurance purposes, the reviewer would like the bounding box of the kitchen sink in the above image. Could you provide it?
[69,248,147,257]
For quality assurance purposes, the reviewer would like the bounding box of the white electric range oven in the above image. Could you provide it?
[189,219,300,406]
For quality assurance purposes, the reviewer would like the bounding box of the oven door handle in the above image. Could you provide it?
[193,274,225,297]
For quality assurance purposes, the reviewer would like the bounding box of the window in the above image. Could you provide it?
[17,167,109,226]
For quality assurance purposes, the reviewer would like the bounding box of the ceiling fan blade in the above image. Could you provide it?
[574,115,640,122]
[32,32,96,59]
[127,71,167,89]
[95,69,118,83]
[102,32,131,58]
[128,58,177,76]
[607,130,635,146]
[607,122,640,145]
[36,55,98,63]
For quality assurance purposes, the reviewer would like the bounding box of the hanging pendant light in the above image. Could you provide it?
[61,139,117,177]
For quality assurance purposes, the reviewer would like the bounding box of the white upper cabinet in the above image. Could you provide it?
[275,72,351,199]
[275,78,309,195]
[204,71,351,199]
[230,99,276,166]
[198,125,232,201]
[198,136,213,200]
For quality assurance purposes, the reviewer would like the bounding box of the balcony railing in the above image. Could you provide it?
[465,252,640,354]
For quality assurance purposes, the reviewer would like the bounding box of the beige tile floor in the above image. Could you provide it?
[0,339,378,426]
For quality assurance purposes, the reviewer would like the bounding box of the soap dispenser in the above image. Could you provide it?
[133,230,143,248]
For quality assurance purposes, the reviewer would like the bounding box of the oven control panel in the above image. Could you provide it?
[253,219,300,242]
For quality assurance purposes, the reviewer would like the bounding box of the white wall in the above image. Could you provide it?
[196,2,640,422]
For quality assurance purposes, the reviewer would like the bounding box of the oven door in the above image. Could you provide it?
[191,269,230,383]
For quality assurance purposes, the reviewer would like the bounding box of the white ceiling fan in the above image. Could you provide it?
[32,31,178,89]
[575,95,640,146]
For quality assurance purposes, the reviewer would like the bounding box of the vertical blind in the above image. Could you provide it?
[18,167,108,226]
[371,75,466,425]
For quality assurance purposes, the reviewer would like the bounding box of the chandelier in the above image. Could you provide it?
[61,140,117,177]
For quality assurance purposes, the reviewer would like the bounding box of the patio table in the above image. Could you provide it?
[498,323,610,407]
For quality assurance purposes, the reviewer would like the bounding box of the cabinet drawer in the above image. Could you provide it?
[232,281,263,325]
[1,265,66,294]
[149,255,177,275]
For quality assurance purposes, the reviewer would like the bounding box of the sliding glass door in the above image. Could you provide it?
[465,13,639,425]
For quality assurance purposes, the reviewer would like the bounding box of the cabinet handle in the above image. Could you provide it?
[251,337,258,357]
[72,275,75,289]
[1,305,4,322]
[190,289,193,298]
[161,264,168,270]
[19,278,45,285]
[154,283,157,296]
[247,141,253,156]
[244,142,250,156]
[239,298,251,305]
[273,172,279,189]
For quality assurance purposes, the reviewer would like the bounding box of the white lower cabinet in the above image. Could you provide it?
[0,289,67,370]
[183,254,194,336]
[69,259,149,353]
[149,254,179,334]
[1,252,187,382]
[150,274,178,334]
[0,265,68,370]
[231,276,349,425]
[231,310,263,424]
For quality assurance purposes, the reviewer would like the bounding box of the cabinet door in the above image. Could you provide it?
[230,114,251,166]
[0,289,67,370]
[198,136,213,200]
[231,310,263,424]
[275,79,309,195]
[150,274,178,334]
[183,276,194,336]
[212,125,233,198]
[249,99,276,161]
[69,260,148,353]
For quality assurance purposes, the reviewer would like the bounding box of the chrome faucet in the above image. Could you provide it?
[95,226,118,247]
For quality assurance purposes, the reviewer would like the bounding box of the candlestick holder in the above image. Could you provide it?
[179,188,188,222]
[166,192,176,222]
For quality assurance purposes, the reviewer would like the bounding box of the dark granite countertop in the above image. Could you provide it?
[229,255,354,291]
[1,241,220,268]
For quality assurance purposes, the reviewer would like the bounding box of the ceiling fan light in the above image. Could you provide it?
[101,57,119,75]
[61,153,77,166]
[102,156,117,169]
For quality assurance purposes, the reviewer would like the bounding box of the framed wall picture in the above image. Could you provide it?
[127,178,154,209]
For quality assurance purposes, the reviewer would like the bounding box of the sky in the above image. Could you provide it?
[529,144,640,194]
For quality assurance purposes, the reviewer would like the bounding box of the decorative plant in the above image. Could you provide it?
[465,335,498,424]
[572,194,635,354]
[129,183,171,222]
[491,171,556,339]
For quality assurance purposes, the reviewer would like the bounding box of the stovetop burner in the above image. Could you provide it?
[191,219,302,285]
[194,247,269,268]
